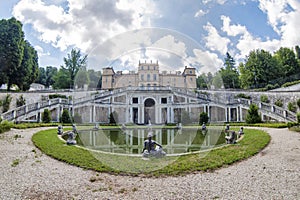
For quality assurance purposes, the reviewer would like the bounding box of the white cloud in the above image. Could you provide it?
[187,49,223,74]
[203,22,230,54]
[221,15,248,36]
[12,0,157,54]
[34,45,50,57]
[258,0,300,47]
[202,0,227,5]
[194,9,208,18]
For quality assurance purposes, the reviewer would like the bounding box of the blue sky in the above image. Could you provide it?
[1,0,300,74]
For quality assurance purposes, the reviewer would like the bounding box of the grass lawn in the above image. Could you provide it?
[32,127,270,176]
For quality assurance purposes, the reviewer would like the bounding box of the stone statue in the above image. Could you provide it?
[66,131,77,145]
[142,132,166,158]
[57,125,63,135]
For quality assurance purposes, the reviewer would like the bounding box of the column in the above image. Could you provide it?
[225,107,228,122]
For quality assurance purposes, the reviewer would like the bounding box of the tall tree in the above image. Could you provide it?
[240,49,279,89]
[219,52,240,89]
[53,68,72,89]
[62,48,87,89]
[0,17,25,90]
[14,41,39,91]
[45,66,58,88]
[274,47,300,82]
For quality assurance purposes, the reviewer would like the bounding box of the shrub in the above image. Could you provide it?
[1,94,12,113]
[109,111,118,124]
[235,93,251,99]
[297,113,300,124]
[288,102,297,112]
[16,95,26,107]
[49,94,68,99]
[61,109,73,124]
[260,94,269,103]
[199,112,209,124]
[0,120,13,133]
[246,104,261,124]
[274,99,283,107]
[42,109,52,123]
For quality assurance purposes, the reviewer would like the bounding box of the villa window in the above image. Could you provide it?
[190,70,193,74]
[141,74,144,81]
[147,74,150,81]
[161,98,167,104]
[153,74,157,81]
[132,98,138,104]
[148,66,150,70]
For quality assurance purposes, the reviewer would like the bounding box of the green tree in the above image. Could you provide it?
[74,69,89,89]
[274,47,300,81]
[36,67,46,85]
[42,109,51,123]
[0,18,25,90]
[61,109,72,124]
[14,41,39,91]
[88,70,102,89]
[196,73,208,89]
[297,112,300,124]
[16,95,26,107]
[199,112,209,124]
[62,48,87,89]
[211,72,223,89]
[219,52,240,89]
[240,49,280,89]
[245,104,261,124]
[45,66,58,88]
[274,99,283,107]
[53,68,72,89]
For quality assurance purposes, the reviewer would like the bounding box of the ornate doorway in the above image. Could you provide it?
[144,98,155,124]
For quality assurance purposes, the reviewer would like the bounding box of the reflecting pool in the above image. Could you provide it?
[76,127,226,156]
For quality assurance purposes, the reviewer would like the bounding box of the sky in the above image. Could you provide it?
[0,0,300,74]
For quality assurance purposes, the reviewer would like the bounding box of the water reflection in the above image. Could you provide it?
[77,128,225,155]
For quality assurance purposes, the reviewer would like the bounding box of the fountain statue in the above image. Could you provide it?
[142,132,166,158]
[66,131,77,145]
[57,125,63,135]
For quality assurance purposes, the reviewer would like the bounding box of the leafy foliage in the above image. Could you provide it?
[42,109,52,123]
[246,104,261,124]
[274,99,283,107]
[0,18,39,91]
[288,102,297,112]
[260,94,269,103]
[16,95,26,107]
[61,109,73,124]
[199,112,209,124]
[1,94,12,113]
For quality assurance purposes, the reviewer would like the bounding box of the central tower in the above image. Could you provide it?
[138,60,159,87]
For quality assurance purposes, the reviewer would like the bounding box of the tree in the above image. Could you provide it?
[88,69,102,89]
[274,47,300,82]
[199,112,209,124]
[74,69,89,89]
[36,67,46,85]
[62,48,87,89]
[245,104,261,124]
[211,72,223,89]
[53,68,72,89]
[14,41,39,91]
[45,66,58,88]
[42,109,51,123]
[240,49,280,89]
[288,102,297,112]
[61,109,72,124]
[219,52,240,89]
[260,94,269,103]
[196,73,208,89]
[0,18,25,90]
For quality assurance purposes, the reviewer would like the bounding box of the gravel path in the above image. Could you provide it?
[0,127,299,200]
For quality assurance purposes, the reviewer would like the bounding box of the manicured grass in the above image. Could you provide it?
[32,128,270,176]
